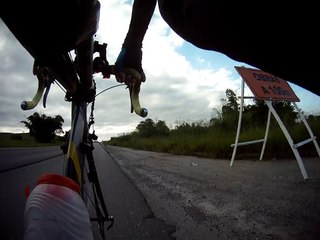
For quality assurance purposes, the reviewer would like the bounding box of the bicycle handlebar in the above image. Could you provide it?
[20,64,148,118]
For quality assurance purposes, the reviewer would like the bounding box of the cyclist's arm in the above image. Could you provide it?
[115,0,157,84]
[122,0,157,49]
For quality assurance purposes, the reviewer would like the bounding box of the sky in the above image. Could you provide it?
[1,0,320,141]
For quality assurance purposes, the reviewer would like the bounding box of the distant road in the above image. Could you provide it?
[0,144,174,240]
[0,146,63,173]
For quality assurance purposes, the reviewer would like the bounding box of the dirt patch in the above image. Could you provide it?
[106,145,320,240]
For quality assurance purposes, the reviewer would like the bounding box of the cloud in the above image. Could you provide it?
[0,20,72,133]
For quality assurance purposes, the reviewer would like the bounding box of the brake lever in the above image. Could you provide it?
[43,74,55,108]
[127,81,148,117]
[21,62,46,110]
[105,65,148,118]
[129,85,134,114]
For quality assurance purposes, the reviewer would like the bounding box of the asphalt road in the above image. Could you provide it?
[0,146,64,240]
[2,144,320,240]
[0,144,174,240]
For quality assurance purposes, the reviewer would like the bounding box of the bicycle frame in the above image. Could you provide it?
[66,101,88,189]
[64,96,114,238]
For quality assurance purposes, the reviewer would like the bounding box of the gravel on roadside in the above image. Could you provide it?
[105,145,320,240]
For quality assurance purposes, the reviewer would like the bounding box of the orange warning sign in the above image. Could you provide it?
[235,66,300,102]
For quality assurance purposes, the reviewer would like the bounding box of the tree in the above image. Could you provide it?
[136,118,156,137]
[272,101,298,126]
[155,120,170,136]
[211,89,239,130]
[242,100,298,129]
[21,112,64,143]
[224,88,239,111]
[221,89,239,123]
[242,99,269,129]
[136,118,170,137]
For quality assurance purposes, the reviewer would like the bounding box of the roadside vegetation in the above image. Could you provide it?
[1,89,319,160]
[0,112,66,147]
[0,132,65,147]
[105,89,320,160]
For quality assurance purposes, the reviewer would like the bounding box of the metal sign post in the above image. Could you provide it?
[230,66,320,180]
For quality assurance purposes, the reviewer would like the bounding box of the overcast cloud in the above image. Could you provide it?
[1,0,320,140]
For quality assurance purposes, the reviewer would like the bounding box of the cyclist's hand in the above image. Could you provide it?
[115,48,146,84]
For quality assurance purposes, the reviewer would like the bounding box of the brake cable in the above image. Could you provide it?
[95,83,126,98]
[88,80,97,141]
